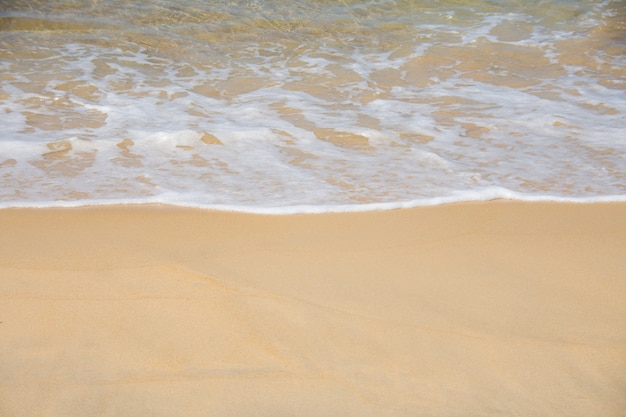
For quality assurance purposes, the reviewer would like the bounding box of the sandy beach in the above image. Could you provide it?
[1,201,625,417]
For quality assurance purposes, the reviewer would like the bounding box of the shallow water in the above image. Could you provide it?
[1,0,625,212]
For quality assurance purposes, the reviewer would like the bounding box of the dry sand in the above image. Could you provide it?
[1,201,625,417]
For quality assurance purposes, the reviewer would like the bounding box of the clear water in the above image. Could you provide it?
[1,0,625,213]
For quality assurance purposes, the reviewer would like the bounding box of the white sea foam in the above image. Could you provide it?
[2,190,626,215]
[0,0,624,213]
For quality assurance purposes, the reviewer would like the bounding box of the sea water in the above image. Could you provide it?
[1,0,624,213]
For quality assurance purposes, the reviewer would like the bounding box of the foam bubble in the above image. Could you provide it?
[0,0,624,213]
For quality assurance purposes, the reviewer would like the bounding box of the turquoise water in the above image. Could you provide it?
[1,0,625,212]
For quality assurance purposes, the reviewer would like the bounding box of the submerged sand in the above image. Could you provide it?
[1,201,625,416]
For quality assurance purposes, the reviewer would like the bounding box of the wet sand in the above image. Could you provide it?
[1,201,625,416]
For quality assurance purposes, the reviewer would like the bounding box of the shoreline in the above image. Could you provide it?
[1,201,625,416]
[2,193,626,214]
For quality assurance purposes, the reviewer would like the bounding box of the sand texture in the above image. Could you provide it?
[1,202,625,416]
